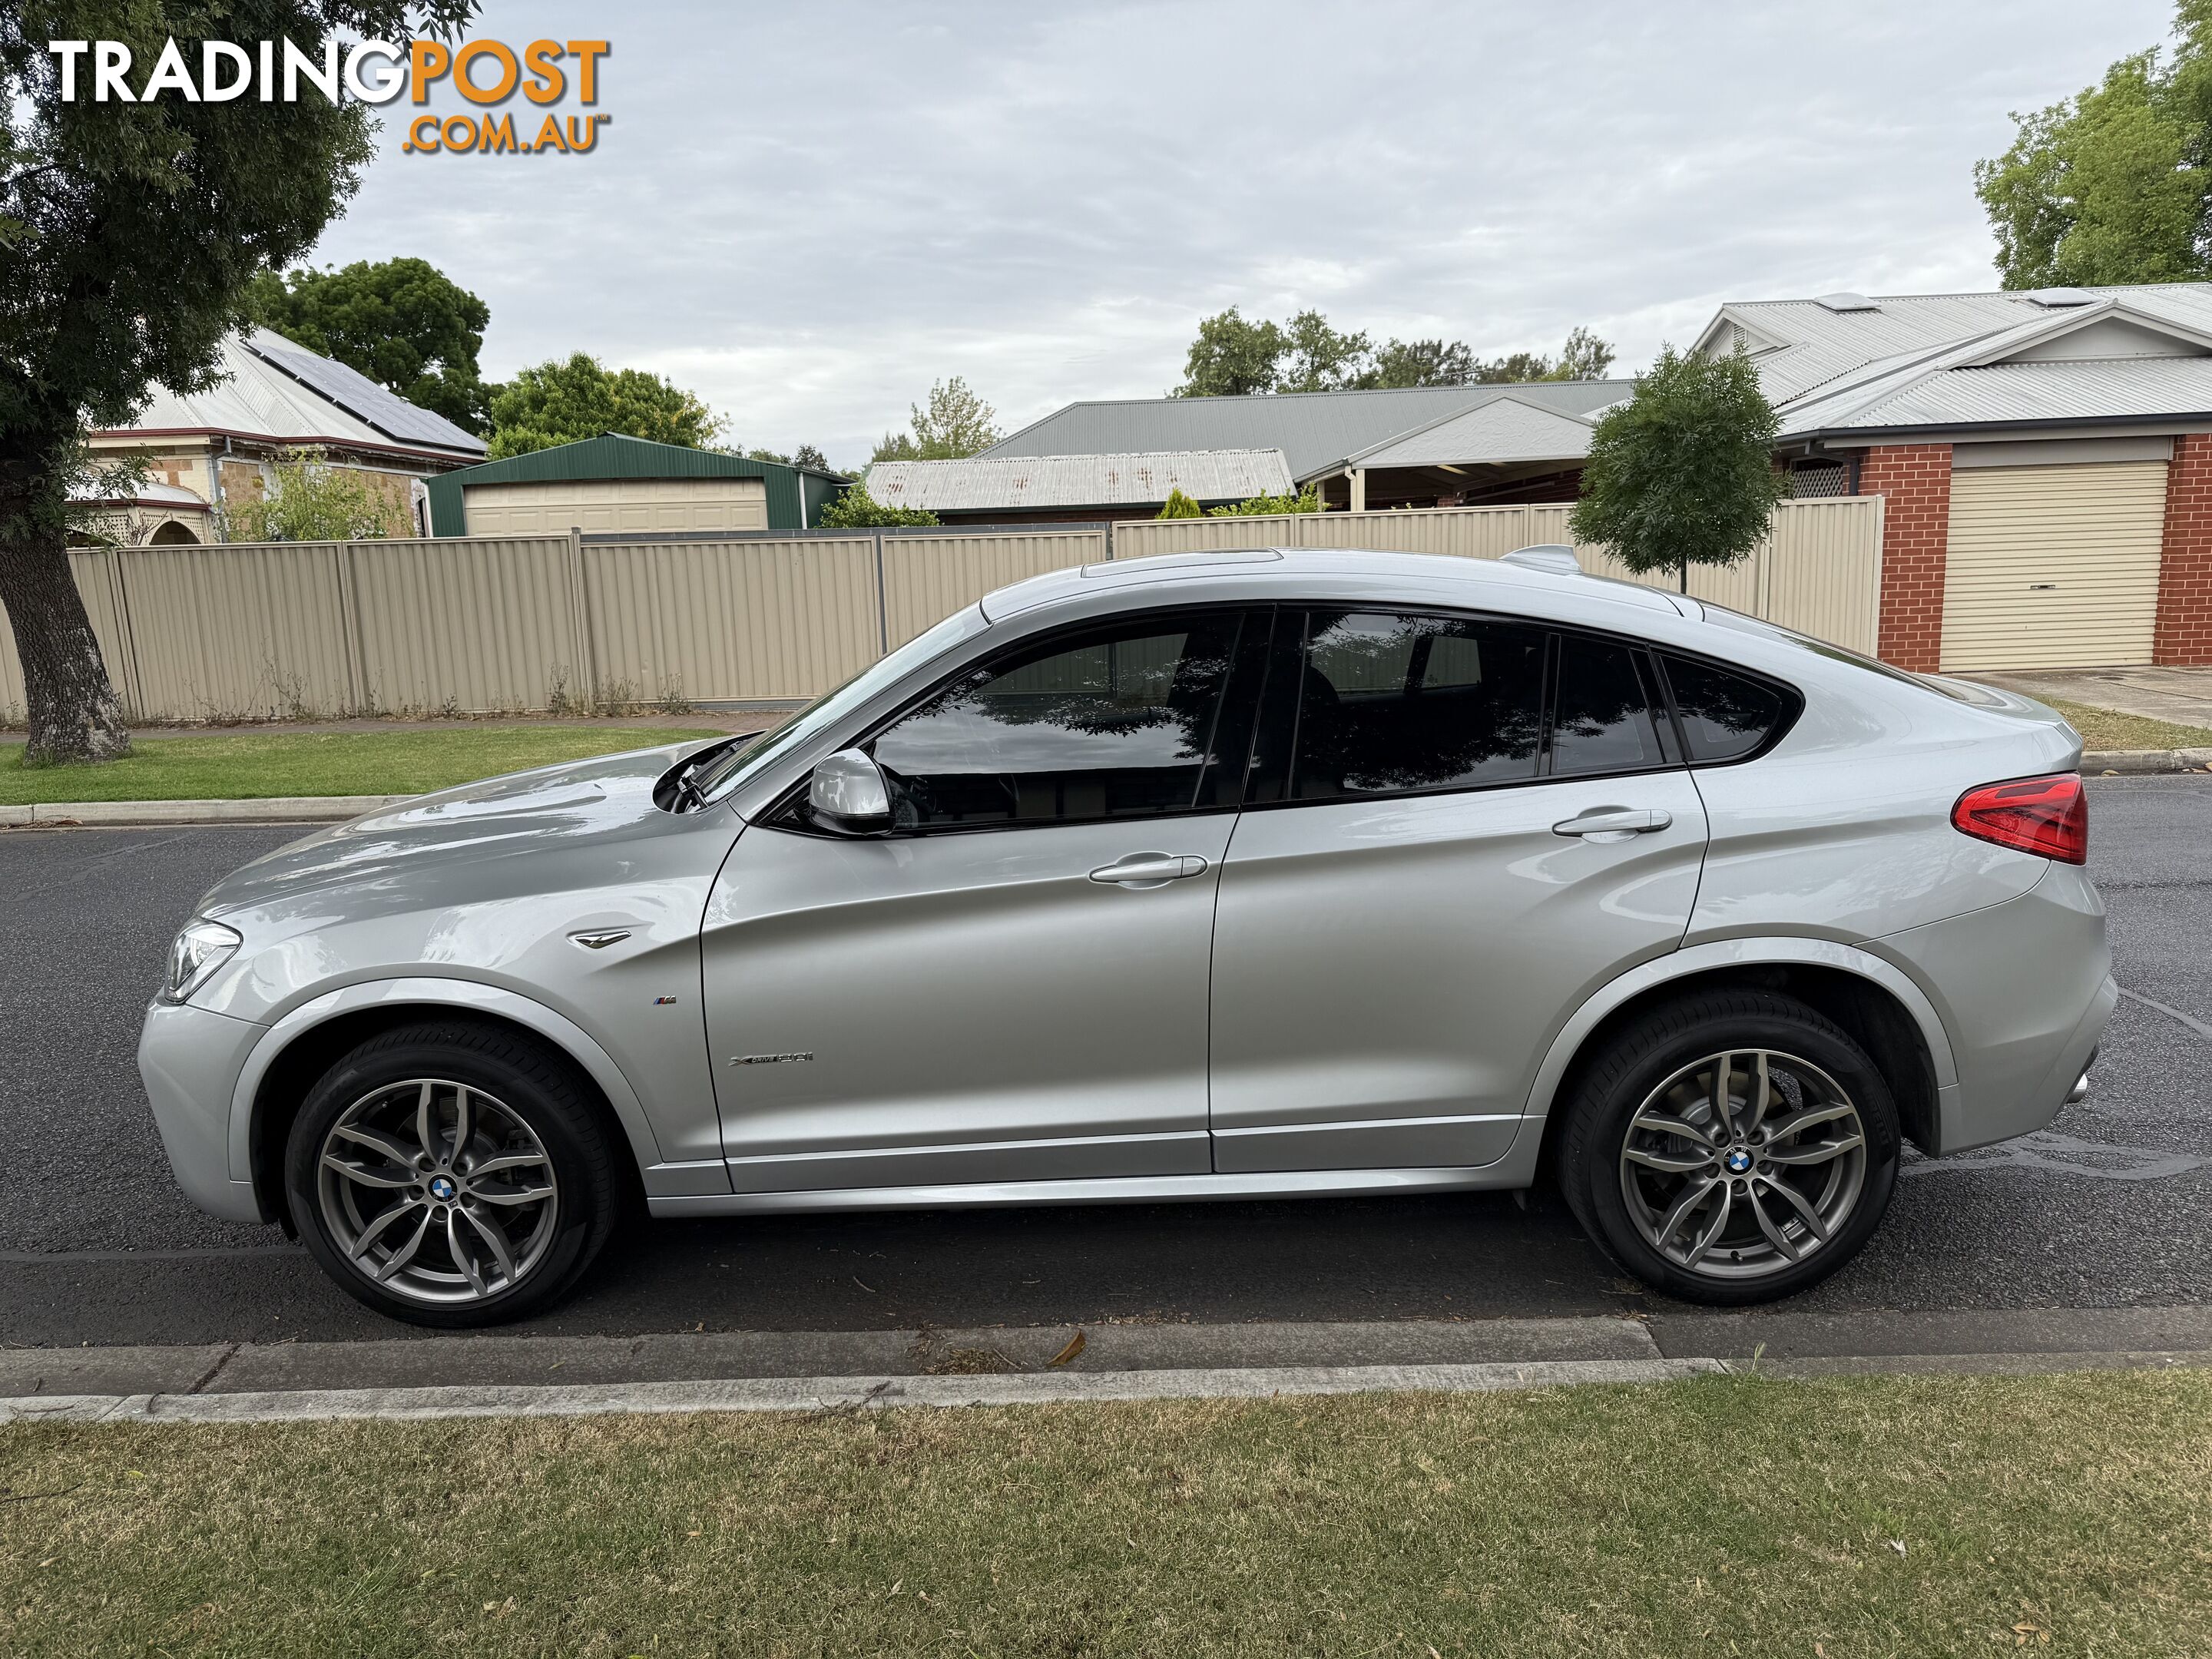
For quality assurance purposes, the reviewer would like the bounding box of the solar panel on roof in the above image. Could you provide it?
[245,332,484,454]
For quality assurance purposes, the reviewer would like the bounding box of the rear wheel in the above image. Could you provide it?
[1558,991,1900,1305]
[285,1021,620,1327]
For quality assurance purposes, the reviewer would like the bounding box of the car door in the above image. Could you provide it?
[700,604,1270,1193]
[1207,608,1709,1173]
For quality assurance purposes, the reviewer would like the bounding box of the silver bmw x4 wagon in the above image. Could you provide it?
[140,548,2114,1326]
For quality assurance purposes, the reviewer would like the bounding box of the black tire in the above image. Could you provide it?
[1558,990,1900,1306]
[285,1019,621,1328]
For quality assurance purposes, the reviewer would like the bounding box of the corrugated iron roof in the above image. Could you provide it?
[423,432,848,535]
[981,382,1633,478]
[1336,395,1597,472]
[1699,283,2212,437]
[104,329,486,460]
[867,449,1292,511]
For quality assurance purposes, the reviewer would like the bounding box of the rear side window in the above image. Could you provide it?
[1550,636,1667,776]
[1286,611,1547,801]
[1661,654,1792,763]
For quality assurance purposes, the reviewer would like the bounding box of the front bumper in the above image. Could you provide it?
[137,1000,270,1224]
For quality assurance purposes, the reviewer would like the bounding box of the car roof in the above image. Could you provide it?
[980,546,1691,627]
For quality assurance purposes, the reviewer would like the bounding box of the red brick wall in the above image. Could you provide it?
[2154,432,2212,666]
[1859,444,1953,672]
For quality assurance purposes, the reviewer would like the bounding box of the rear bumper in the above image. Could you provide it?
[1876,865,2114,1155]
[137,1000,269,1224]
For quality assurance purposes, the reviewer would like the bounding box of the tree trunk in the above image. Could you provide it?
[0,507,131,766]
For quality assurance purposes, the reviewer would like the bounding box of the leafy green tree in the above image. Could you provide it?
[1157,488,1204,518]
[488,355,724,459]
[1371,338,1478,388]
[1208,484,1323,516]
[1277,311,1374,392]
[242,257,493,434]
[817,483,937,528]
[1976,2,2212,288]
[221,450,413,542]
[0,0,475,763]
[1568,346,1786,590]
[1171,308,1289,397]
[1177,310,1617,396]
[870,377,1002,462]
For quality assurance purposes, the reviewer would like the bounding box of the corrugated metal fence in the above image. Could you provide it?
[0,501,1881,722]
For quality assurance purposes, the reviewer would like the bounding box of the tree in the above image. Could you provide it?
[1568,346,1786,590]
[488,355,724,459]
[1157,488,1204,518]
[870,377,1002,463]
[1174,310,1618,396]
[1207,484,1323,516]
[1976,2,2212,288]
[1371,338,1478,388]
[817,483,937,528]
[1172,308,1288,397]
[221,450,413,542]
[241,257,493,434]
[0,0,475,764]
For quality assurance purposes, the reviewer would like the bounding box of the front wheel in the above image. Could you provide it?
[285,1021,620,1327]
[1558,991,1900,1305]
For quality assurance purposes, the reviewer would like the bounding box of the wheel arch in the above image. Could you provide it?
[233,979,667,1224]
[1524,939,1954,1184]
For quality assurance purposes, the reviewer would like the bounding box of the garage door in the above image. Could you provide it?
[1940,461,2167,671]
[462,477,769,536]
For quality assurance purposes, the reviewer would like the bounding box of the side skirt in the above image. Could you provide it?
[649,1162,1532,1218]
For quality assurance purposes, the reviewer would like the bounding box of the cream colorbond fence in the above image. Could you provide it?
[0,527,1108,722]
[0,502,1877,722]
[1113,498,1884,657]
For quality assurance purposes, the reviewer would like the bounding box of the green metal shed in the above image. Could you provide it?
[424,432,848,536]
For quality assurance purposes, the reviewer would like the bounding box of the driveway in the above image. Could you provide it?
[1,774,2207,1350]
[1988,665,2212,730]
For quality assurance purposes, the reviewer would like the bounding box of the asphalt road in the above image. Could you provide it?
[2,775,2206,1348]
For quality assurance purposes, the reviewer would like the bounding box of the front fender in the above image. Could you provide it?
[227,977,729,1198]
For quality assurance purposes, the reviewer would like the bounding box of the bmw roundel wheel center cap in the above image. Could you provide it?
[429,1174,457,1201]
[1724,1148,1754,1174]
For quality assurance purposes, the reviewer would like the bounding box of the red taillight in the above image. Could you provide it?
[1951,773,2086,865]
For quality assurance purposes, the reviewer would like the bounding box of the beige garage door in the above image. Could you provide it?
[462,477,769,536]
[1940,461,2167,671]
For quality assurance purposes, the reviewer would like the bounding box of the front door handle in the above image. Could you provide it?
[1552,807,1673,840]
[1088,853,1210,887]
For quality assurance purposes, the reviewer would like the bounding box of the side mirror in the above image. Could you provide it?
[808,748,892,834]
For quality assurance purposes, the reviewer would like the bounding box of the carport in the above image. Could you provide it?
[1303,392,1606,512]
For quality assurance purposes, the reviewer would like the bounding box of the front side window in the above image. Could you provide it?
[1285,611,1548,802]
[868,609,1249,830]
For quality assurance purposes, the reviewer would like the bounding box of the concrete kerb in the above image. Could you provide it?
[2079,747,2212,775]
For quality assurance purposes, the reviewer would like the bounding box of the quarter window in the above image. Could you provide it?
[868,611,1247,830]
[1286,611,1548,801]
[1550,636,1667,776]
[1661,654,1792,763]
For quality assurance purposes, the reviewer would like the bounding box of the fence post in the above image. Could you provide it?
[96,544,144,720]
[873,532,889,654]
[565,526,601,706]
[334,541,369,714]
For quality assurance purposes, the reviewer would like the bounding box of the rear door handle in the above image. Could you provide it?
[1552,807,1673,839]
[1089,853,1210,886]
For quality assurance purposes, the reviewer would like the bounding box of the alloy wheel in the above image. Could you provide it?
[1617,1048,1868,1281]
[316,1078,560,1306]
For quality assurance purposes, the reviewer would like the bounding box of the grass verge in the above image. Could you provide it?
[4,1369,2211,1656]
[2046,695,2212,755]
[0,725,725,804]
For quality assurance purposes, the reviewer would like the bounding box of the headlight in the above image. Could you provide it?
[161,919,242,1005]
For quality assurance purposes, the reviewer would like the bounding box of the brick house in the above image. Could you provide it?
[1697,285,2212,672]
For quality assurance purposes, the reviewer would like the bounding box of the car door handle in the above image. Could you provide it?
[1088,853,1210,886]
[1552,807,1673,839]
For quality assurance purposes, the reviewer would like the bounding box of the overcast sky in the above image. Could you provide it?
[313,0,2177,469]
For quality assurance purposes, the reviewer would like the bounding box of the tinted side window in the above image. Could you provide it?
[869,611,1245,830]
[1288,611,1546,801]
[1661,654,1790,763]
[1550,637,1666,776]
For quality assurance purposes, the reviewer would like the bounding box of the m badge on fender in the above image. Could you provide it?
[732,1051,815,1066]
